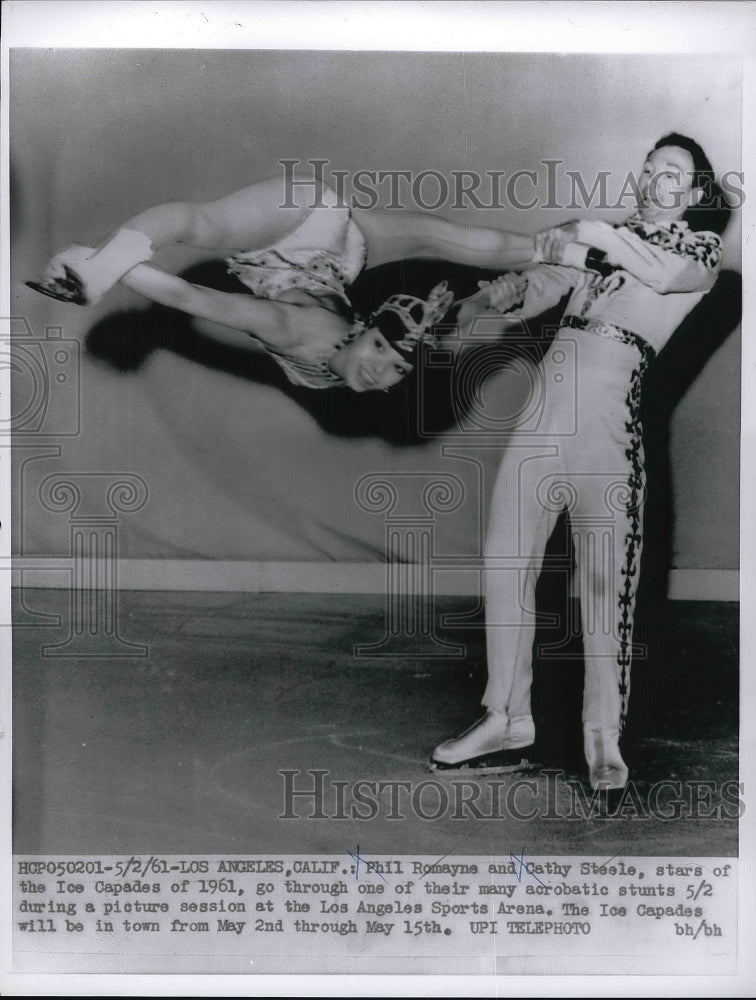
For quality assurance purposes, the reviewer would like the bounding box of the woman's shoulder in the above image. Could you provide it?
[273,298,354,361]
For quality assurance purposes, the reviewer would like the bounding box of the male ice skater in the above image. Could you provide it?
[430,133,724,790]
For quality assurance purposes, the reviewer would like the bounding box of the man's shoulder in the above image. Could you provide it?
[620,217,722,267]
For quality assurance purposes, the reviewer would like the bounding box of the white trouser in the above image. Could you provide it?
[482,321,653,733]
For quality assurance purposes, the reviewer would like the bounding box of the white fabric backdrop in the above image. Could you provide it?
[9,50,741,571]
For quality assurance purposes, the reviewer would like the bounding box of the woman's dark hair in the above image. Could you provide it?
[651,132,732,233]
[652,132,714,189]
[370,305,413,346]
[368,296,461,358]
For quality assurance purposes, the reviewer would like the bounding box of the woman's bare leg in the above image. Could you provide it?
[31,175,317,304]
[118,175,314,252]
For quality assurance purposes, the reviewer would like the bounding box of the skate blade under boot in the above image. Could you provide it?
[26,265,88,305]
[428,745,541,777]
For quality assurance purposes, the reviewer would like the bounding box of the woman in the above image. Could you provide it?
[29,175,538,392]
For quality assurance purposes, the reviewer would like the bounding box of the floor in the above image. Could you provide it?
[12,589,739,858]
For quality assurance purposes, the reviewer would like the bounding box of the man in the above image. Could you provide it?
[430,134,724,791]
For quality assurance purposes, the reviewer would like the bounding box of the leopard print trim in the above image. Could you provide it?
[561,314,656,360]
[616,339,653,730]
[622,216,722,270]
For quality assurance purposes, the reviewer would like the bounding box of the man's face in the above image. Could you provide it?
[636,145,701,224]
[329,327,413,392]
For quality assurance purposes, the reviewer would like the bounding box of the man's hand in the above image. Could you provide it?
[535,221,580,264]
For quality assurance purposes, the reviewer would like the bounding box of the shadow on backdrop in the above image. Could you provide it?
[84,258,561,446]
[628,265,742,743]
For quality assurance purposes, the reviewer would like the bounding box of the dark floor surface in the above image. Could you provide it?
[12,590,739,857]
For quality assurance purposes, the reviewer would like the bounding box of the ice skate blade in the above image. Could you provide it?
[428,747,540,777]
[26,265,87,305]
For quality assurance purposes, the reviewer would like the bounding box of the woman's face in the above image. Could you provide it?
[329,327,413,392]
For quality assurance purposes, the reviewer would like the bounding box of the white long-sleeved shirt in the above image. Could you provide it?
[507,215,722,354]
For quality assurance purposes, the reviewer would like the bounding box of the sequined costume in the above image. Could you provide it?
[226,187,367,389]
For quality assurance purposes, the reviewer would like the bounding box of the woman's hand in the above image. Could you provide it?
[476,272,529,313]
[30,230,154,305]
[27,245,96,305]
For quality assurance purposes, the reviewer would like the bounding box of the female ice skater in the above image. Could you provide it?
[29,175,538,392]
[430,133,724,791]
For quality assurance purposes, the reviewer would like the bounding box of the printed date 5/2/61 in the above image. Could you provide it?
[113,858,210,877]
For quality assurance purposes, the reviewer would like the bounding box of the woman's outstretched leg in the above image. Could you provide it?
[30,175,315,304]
